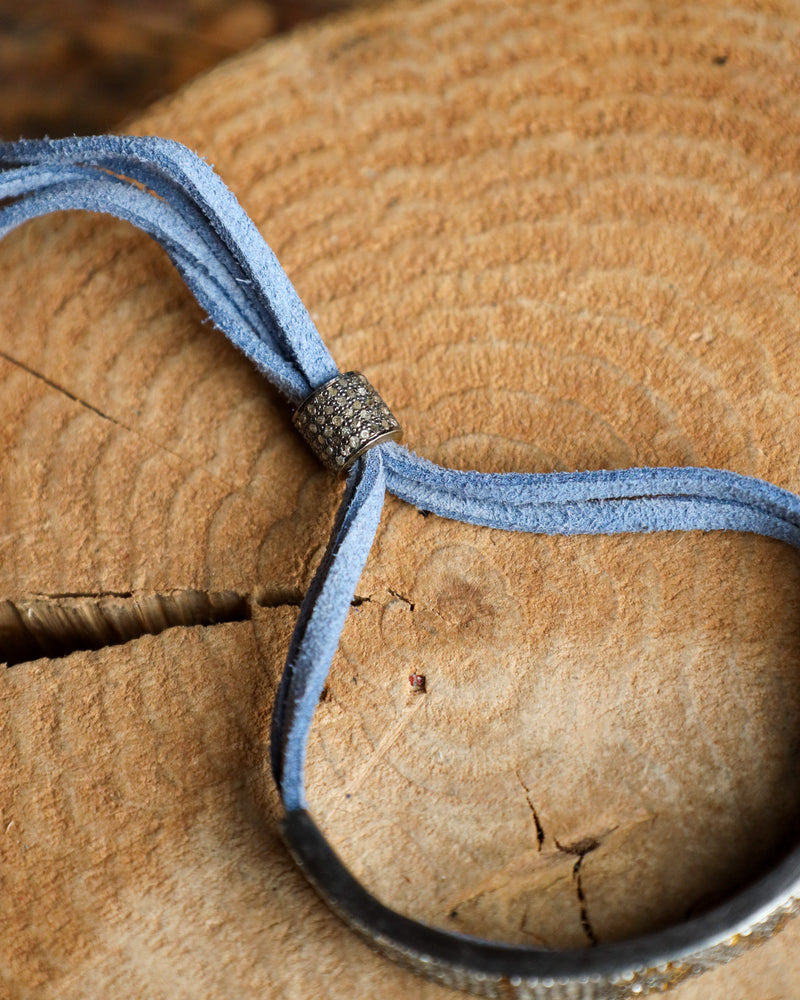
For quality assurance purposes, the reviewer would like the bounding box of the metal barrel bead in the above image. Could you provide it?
[292,371,402,474]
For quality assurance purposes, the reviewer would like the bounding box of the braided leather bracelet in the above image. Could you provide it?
[2,136,798,1000]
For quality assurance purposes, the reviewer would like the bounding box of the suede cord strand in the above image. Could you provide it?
[3,136,799,995]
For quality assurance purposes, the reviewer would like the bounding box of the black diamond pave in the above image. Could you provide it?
[292,371,402,474]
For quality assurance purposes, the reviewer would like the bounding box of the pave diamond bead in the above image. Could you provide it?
[292,371,402,474]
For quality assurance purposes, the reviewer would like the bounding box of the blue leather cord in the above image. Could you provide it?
[3,136,799,993]
[4,134,800,806]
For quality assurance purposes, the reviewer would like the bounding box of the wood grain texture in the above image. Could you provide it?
[2,1,800,997]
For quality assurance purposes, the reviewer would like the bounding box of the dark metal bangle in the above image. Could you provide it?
[281,808,800,999]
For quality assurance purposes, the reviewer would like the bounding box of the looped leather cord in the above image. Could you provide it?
[2,137,799,999]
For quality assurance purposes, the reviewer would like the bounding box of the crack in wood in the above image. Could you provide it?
[387,587,414,611]
[514,770,545,851]
[556,836,601,946]
[0,585,378,668]
[0,588,304,667]
[0,345,244,493]
[31,591,134,600]
[572,854,598,947]
[251,585,306,608]
[0,346,123,427]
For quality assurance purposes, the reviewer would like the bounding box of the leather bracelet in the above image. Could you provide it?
[2,135,799,999]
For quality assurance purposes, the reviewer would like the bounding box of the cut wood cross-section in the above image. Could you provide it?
[2,2,800,998]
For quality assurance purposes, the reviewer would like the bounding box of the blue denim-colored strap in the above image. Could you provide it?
[0,136,338,403]
[272,446,386,808]
[383,442,800,544]
[4,133,800,800]
[3,136,799,991]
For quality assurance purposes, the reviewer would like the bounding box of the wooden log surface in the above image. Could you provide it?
[2,1,800,996]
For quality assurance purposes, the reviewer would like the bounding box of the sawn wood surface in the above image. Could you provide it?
[1,1,800,997]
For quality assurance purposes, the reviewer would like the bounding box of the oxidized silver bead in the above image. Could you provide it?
[292,371,402,474]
